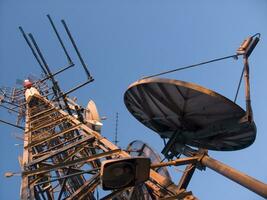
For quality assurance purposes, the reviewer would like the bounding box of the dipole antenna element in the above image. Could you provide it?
[114,112,119,146]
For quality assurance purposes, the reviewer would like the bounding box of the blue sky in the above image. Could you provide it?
[0,1,266,199]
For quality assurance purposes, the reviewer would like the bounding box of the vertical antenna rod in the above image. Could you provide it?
[114,112,119,146]
[27,34,72,113]
[61,20,93,80]
[19,27,48,75]
[47,14,73,65]
[28,34,55,81]
[28,34,62,96]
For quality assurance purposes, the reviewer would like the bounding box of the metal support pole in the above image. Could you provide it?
[243,56,253,122]
[177,164,196,190]
[0,119,24,130]
[0,104,20,113]
[201,155,267,198]
[151,156,199,169]
[40,63,75,82]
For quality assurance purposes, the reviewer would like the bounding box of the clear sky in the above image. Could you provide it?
[0,1,266,199]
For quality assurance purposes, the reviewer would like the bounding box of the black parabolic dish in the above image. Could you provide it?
[124,78,256,151]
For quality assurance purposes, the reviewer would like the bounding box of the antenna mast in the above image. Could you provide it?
[114,112,119,146]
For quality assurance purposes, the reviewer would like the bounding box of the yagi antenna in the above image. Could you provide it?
[18,15,95,117]
[28,32,73,113]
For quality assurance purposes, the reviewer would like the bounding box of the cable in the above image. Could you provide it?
[234,66,245,102]
[173,164,195,173]
[142,54,239,79]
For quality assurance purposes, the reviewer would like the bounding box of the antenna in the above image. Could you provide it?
[113,112,119,146]
[2,15,265,200]
[1,15,197,200]
[17,15,96,118]
[47,14,73,65]
[61,19,93,80]
[124,35,267,198]
[19,26,48,75]
[28,32,76,114]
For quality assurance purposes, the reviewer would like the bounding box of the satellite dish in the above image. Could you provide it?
[126,141,170,200]
[84,100,103,131]
[124,78,256,151]
[127,140,171,179]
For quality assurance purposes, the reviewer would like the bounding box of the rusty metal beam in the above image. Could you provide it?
[65,173,100,200]
[177,164,196,190]
[29,115,68,132]
[23,149,121,176]
[30,110,59,124]
[29,107,56,119]
[151,156,199,169]
[26,135,95,167]
[27,123,82,148]
[201,155,267,198]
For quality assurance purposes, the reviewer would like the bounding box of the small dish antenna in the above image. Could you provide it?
[84,100,103,131]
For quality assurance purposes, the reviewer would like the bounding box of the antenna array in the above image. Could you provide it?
[1,16,197,200]
[1,15,266,199]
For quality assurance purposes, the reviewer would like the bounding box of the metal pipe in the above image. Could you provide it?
[57,168,71,200]
[201,155,267,198]
[27,33,60,96]
[54,78,94,100]
[47,14,73,65]
[143,54,240,79]
[234,66,245,103]
[243,57,253,122]
[0,119,24,130]
[2,99,19,107]
[28,34,73,113]
[19,27,48,75]
[28,33,53,77]
[177,164,196,190]
[61,20,92,79]
[40,63,75,82]
[0,104,20,113]
[35,169,99,186]
[151,156,198,169]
